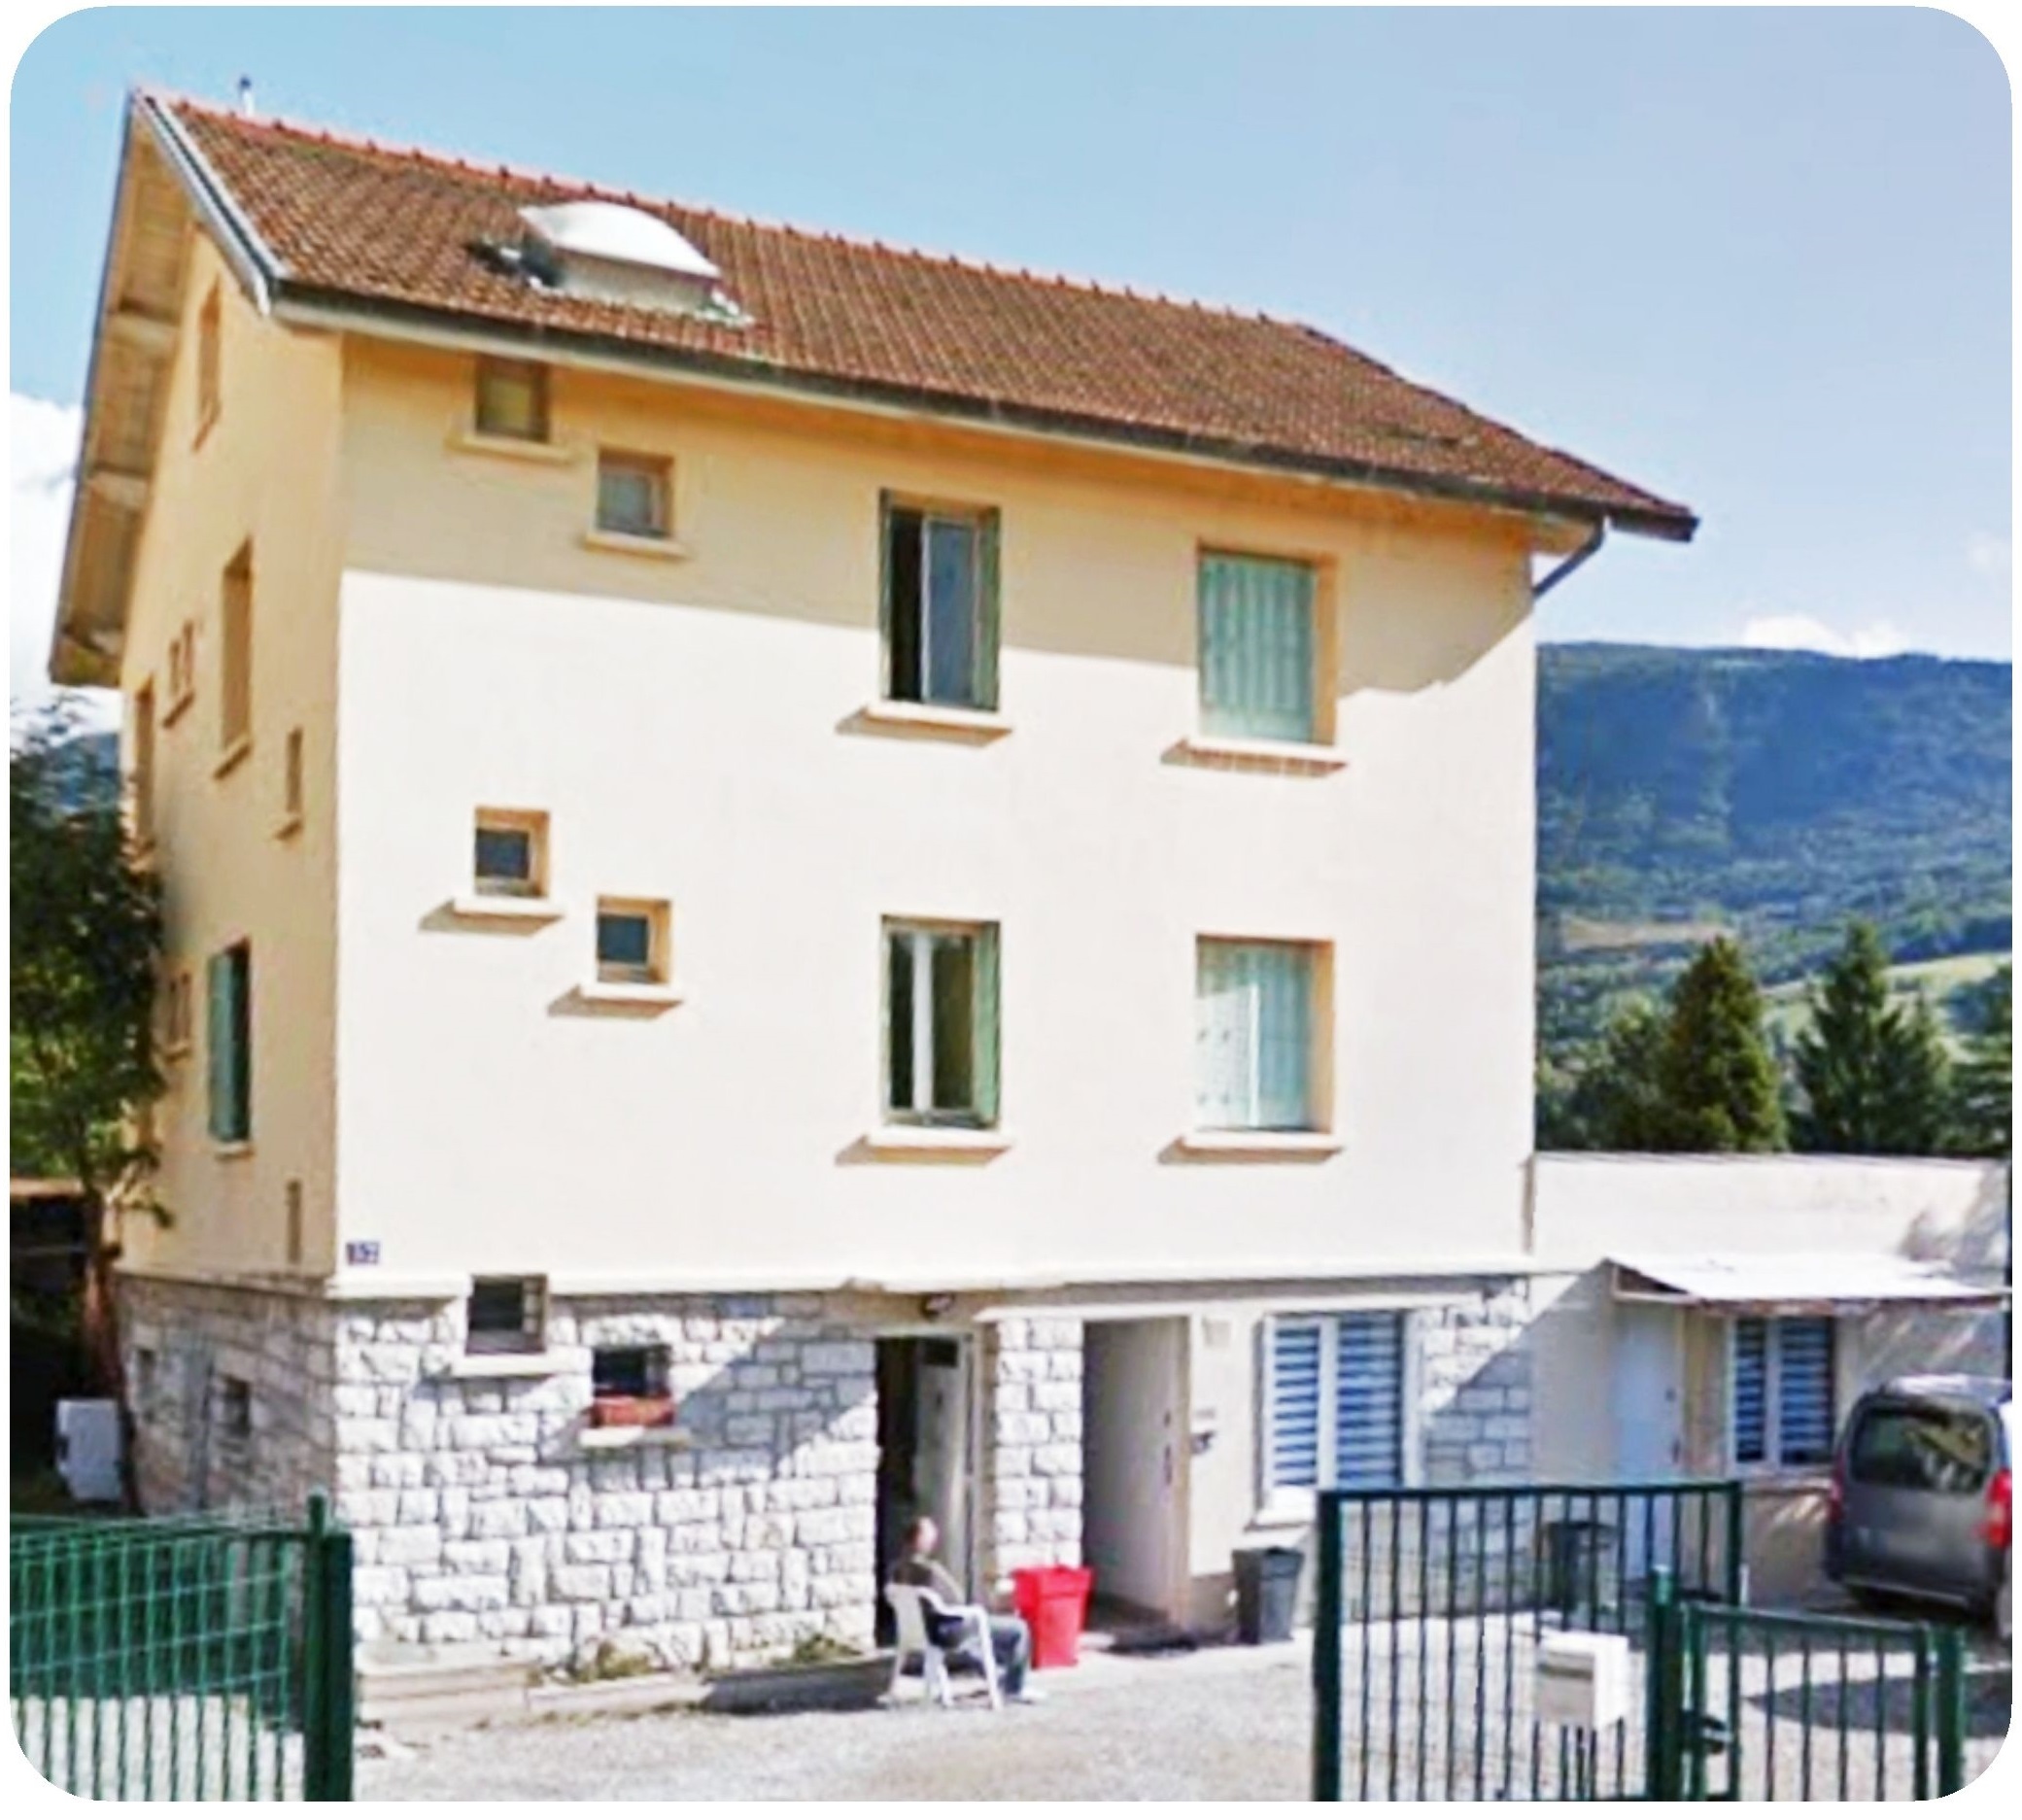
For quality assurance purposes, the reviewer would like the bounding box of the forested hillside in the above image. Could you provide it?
[1538,643,2011,1067]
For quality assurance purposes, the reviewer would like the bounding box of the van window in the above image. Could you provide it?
[1848,1402,1994,1494]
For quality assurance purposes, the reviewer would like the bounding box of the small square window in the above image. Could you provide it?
[592,1346,674,1428]
[597,898,669,985]
[466,1277,545,1356]
[475,358,550,442]
[597,451,671,540]
[473,809,548,898]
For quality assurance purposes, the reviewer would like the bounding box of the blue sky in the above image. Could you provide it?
[9,6,2013,685]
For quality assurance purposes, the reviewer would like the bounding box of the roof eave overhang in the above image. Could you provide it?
[49,91,286,689]
[266,282,1699,545]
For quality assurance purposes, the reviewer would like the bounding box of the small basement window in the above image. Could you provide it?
[591,1346,675,1428]
[473,809,548,897]
[474,357,550,442]
[596,898,669,985]
[219,1376,253,1440]
[466,1277,546,1355]
[596,451,672,540]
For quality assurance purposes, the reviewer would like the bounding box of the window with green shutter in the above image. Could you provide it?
[1197,551,1319,742]
[1196,939,1319,1130]
[881,498,1000,710]
[884,921,1001,1127]
[206,942,252,1143]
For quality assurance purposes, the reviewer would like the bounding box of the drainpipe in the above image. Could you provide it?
[1533,521,1606,599]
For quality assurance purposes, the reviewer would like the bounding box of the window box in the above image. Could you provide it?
[590,1393,677,1431]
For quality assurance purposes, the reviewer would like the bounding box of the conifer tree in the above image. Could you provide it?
[1658,937,1787,1150]
[1954,966,2012,1157]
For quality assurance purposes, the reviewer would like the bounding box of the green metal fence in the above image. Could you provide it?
[10,1493,353,1801]
[1312,1480,1743,1802]
[1648,1575,1979,1802]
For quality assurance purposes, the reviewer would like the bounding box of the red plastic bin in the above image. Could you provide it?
[1010,1564,1094,1669]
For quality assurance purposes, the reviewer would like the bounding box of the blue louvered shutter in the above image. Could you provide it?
[1775,1318,1835,1466]
[1334,1313,1404,1487]
[1732,1318,1767,1466]
[1198,554,1317,742]
[1269,1320,1322,1492]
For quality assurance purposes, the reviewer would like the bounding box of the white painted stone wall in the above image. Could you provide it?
[1418,1280,1534,1483]
[981,1318,1084,1585]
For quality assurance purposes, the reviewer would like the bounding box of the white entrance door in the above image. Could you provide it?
[1612,1303,1685,1580]
[1082,1319,1185,1619]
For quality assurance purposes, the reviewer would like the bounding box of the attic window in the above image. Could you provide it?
[515,200,739,319]
[475,358,549,442]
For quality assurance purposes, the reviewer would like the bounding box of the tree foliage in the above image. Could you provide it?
[10,706,164,1401]
[1792,921,1954,1154]
[1953,966,2012,1157]
[1655,938,1788,1151]
[1537,1000,1670,1151]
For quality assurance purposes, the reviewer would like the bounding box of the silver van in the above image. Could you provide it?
[1826,1375,2012,1641]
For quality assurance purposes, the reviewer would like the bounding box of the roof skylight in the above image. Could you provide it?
[515,201,739,319]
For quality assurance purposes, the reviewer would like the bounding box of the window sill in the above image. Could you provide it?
[576,979,686,1010]
[577,1425,695,1453]
[448,428,580,465]
[212,1141,254,1161]
[441,1351,570,1381]
[274,811,303,841]
[1171,734,1346,773]
[1173,1130,1342,1160]
[863,1125,1013,1158]
[855,701,1011,741]
[581,529,690,561]
[161,692,194,730]
[447,894,565,925]
[212,736,253,780]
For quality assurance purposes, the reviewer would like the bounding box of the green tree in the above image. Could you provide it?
[11,707,165,1417]
[1954,966,2012,1157]
[1658,937,1787,1151]
[1792,921,1954,1153]
[1540,999,1671,1150]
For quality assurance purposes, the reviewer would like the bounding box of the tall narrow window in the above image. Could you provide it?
[881,498,1000,709]
[282,728,304,826]
[1195,939,1322,1131]
[132,682,156,848]
[220,544,253,755]
[474,357,549,442]
[884,921,1001,1127]
[285,1180,303,1266]
[596,451,671,539]
[196,284,222,438]
[1198,552,1319,742]
[207,942,252,1143]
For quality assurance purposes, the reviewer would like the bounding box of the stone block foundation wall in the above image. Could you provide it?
[980,1318,1084,1586]
[1418,1278,1534,1482]
[119,1280,886,1669]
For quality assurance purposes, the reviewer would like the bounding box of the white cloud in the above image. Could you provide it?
[1738,613,1908,660]
[1967,532,2011,582]
[10,393,116,729]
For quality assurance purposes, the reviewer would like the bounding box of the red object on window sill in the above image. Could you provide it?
[590,1394,675,1429]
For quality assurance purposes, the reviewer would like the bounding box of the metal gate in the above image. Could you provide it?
[1648,1580,1975,1802]
[1313,1482,1988,1803]
[9,1493,354,1800]
[1312,1481,1743,1801]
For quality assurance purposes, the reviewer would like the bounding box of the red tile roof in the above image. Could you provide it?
[154,93,1694,538]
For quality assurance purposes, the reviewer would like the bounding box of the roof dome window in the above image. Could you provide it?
[515,200,741,319]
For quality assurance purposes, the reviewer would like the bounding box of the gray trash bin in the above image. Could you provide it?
[1233,1545,1303,1643]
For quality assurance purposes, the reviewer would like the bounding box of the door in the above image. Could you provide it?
[1613,1304,1684,1579]
[1082,1319,1185,1619]
[874,1334,976,1607]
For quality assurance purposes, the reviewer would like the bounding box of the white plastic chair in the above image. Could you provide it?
[884,1583,1003,1709]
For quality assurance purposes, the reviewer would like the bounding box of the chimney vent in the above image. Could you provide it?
[237,76,256,118]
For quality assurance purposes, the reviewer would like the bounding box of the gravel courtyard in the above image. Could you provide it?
[359,1642,1316,1803]
[357,1622,2011,1803]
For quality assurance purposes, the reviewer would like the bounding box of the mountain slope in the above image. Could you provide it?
[1538,643,2012,1058]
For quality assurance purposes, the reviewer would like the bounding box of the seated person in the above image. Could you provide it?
[891,1515,1042,1702]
